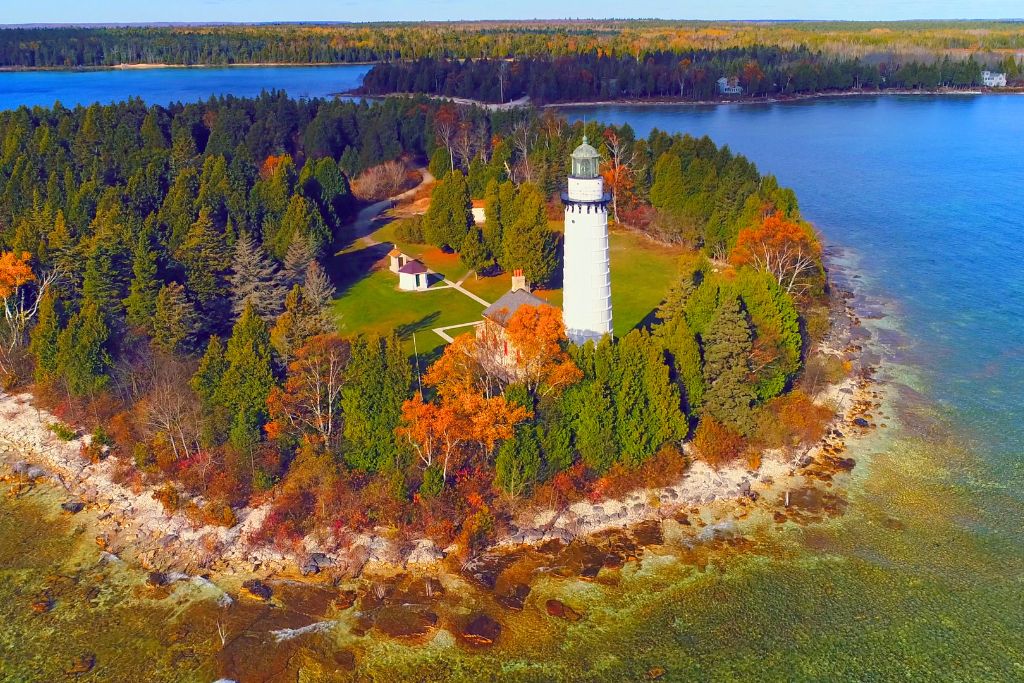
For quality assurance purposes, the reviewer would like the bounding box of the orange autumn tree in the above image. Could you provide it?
[1,250,53,377]
[730,213,822,295]
[503,304,583,395]
[266,334,351,447]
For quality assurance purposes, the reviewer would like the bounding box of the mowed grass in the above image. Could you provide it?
[331,212,684,356]
[331,267,486,355]
[606,228,685,334]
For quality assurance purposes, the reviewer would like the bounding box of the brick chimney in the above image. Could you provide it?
[511,269,528,292]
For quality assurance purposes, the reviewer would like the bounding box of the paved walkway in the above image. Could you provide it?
[432,320,485,343]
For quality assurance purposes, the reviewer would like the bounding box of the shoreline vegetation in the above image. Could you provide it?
[348,87,1024,112]
[0,270,881,589]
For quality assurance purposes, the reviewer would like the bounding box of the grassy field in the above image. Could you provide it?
[330,211,685,355]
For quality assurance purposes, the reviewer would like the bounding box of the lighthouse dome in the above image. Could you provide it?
[570,135,601,179]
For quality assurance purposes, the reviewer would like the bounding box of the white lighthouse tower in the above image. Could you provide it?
[562,136,613,345]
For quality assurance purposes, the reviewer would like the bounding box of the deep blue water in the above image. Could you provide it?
[0,64,370,109]
[564,96,1024,478]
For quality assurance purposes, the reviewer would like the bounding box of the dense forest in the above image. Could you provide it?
[0,21,1022,69]
[0,93,832,553]
[359,50,1002,104]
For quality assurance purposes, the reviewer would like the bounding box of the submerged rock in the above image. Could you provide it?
[497,583,531,611]
[460,613,501,646]
[240,579,272,601]
[373,605,438,638]
[61,501,85,514]
[146,571,168,587]
[545,599,582,622]
[67,653,95,675]
[332,649,356,671]
[853,417,870,428]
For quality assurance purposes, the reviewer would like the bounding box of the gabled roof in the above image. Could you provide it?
[482,288,549,326]
[398,260,428,275]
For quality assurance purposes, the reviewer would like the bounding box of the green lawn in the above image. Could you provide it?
[330,218,683,356]
[606,229,684,334]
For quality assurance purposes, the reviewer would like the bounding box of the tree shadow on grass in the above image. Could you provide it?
[326,242,392,295]
[396,311,441,341]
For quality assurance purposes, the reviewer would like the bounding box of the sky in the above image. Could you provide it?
[3,1,1021,25]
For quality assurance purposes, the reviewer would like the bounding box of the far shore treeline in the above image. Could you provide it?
[0,91,837,554]
[1,21,1023,73]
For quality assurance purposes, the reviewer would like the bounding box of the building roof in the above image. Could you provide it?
[388,248,403,257]
[482,288,549,325]
[398,260,427,275]
[571,135,600,161]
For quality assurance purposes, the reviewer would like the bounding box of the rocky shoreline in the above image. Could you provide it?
[0,286,880,599]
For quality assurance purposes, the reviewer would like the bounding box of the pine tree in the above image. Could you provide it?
[176,207,230,327]
[270,194,328,260]
[81,208,131,319]
[191,335,228,409]
[303,261,336,315]
[216,303,276,453]
[123,230,161,333]
[459,226,491,274]
[55,301,111,397]
[281,235,316,289]
[650,153,686,215]
[228,231,286,321]
[152,283,199,355]
[657,269,698,324]
[495,426,542,497]
[422,169,471,249]
[269,284,333,364]
[701,296,756,434]
[656,316,704,414]
[575,379,617,473]
[29,289,61,383]
[500,184,557,286]
[481,178,503,257]
[341,334,410,472]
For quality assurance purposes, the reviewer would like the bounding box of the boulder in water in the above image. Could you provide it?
[240,579,272,601]
[545,599,582,622]
[460,613,501,646]
[67,653,95,675]
[61,501,85,514]
[497,583,531,611]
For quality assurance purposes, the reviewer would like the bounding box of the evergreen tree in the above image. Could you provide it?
[459,226,491,274]
[575,378,616,473]
[123,230,161,333]
[302,260,336,314]
[656,315,704,414]
[495,426,542,497]
[176,207,230,327]
[341,334,410,472]
[422,169,471,249]
[281,235,316,288]
[270,284,333,364]
[152,282,199,355]
[481,178,503,257]
[216,303,276,452]
[650,153,686,215]
[29,289,61,383]
[228,231,286,321]
[191,335,228,409]
[55,302,111,397]
[701,296,756,434]
[270,194,328,260]
[428,147,452,179]
[500,183,557,286]
[81,208,131,319]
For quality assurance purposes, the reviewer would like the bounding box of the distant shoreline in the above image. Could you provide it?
[350,87,1023,110]
[0,61,375,73]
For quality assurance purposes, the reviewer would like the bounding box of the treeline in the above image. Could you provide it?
[360,51,998,104]
[0,94,829,553]
[1,22,1023,68]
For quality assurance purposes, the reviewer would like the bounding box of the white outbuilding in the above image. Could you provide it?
[398,260,429,291]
